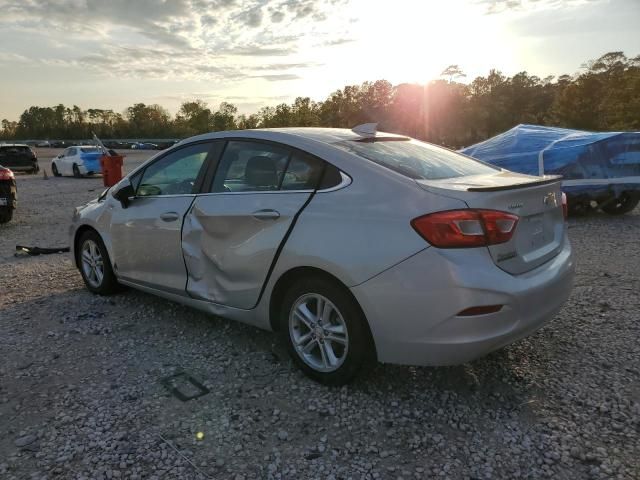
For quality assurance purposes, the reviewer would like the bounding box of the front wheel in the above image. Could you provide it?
[52,163,61,177]
[279,277,374,385]
[77,230,119,294]
[601,192,640,215]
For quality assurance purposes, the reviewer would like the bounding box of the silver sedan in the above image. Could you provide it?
[70,127,575,385]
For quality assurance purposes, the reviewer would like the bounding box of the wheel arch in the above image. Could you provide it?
[268,266,378,360]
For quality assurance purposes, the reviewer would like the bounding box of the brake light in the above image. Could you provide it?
[411,209,519,248]
[0,168,14,180]
[561,192,568,220]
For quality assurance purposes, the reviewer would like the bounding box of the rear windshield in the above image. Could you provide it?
[81,147,99,153]
[334,139,498,180]
[0,146,31,154]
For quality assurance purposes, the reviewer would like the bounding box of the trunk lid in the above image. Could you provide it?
[417,171,565,275]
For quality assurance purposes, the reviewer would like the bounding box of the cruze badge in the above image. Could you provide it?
[543,192,557,206]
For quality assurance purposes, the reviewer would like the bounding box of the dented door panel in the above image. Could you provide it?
[182,192,311,309]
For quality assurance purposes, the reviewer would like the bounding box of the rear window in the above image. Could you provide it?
[334,139,498,180]
[0,146,31,155]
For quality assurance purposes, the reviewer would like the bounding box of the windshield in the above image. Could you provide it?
[334,139,498,180]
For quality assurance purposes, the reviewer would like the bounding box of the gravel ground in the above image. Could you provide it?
[1,153,639,480]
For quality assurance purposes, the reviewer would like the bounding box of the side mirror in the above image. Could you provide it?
[113,179,135,208]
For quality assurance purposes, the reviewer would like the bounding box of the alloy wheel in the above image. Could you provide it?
[289,293,349,372]
[81,239,104,288]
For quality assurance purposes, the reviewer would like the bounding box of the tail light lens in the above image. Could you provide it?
[561,192,568,220]
[411,209,519,248]
[0,168,14,180]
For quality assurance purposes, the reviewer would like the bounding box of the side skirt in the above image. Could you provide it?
[118,278,271,330]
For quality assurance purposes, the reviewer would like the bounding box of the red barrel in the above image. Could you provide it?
[100,154,124,187]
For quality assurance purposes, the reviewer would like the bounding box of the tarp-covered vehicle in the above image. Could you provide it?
[0,165,17,223]
[461,124,640,215]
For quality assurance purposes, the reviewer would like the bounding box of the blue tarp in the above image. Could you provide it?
[460,124,640,197]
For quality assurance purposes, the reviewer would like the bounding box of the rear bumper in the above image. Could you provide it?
[350,236,575,366]
[4,163,37,172]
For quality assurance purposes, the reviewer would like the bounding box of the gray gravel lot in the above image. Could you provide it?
[1,152,639,479]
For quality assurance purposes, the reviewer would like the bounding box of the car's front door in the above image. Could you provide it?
[61,147,75,175]
[182,140,328,309]
[109,142,215,293]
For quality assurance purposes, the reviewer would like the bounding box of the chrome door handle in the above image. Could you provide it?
[252,209,280,220]
[160,212,180,222]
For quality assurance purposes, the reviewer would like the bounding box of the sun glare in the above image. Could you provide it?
[301,0,517,97]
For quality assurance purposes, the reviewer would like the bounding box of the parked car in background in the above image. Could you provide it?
[0,165,17,223]
[130,142,159,150]
[51,146,102,177]
[0,144,39,174]
[70,127,574,384]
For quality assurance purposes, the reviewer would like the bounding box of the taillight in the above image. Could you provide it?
[0,168,14,180]
[561,192,568,220]
[411,209,519,248]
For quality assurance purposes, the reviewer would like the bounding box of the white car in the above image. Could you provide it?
[51,146,102,177]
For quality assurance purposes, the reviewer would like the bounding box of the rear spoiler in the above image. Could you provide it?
[466,176,562,192]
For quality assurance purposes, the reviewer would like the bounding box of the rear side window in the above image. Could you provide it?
[81,147,99,153]
[212,141,290,192]
[211,140,344,193]
[334,139,498,180]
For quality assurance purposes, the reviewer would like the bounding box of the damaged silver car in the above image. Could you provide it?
[71,127,574,385]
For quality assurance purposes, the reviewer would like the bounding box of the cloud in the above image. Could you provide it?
[238,5,264,28]
[270,10,285,23]
[322,38,355,47]
[253,73,301,81]
[0,0,351,84]
[224,45,296,56]
[475,0,602,14]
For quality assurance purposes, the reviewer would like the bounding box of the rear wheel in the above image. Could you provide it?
[52,163,61,177]
[77,230,119,294]
[601,192,640,215]
[279,277,374,385]
[0,207,13,223]
[73,164,82,178]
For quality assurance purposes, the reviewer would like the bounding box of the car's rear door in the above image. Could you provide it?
[109,141,217,293]
[182,139,329,309]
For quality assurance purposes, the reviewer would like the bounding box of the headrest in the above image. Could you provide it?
[245,156,278,187]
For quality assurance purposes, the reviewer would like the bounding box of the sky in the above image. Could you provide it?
[0,0,638,120]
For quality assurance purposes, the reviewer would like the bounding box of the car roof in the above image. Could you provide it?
[189,127,407,146]
[0,144,30,147]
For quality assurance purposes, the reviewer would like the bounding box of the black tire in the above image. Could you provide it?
[0,207,13,223]
[73,164,82,178]
[77,230,119,295]
[279,276,375,386]
[601,192,640,215]
[52,163,61,177]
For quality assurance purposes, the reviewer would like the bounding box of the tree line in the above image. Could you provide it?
[1,52,638,148]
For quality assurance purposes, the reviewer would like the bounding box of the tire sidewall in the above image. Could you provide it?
[279,277,372,385]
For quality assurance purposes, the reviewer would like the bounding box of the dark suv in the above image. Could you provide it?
[0,144,39,174]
